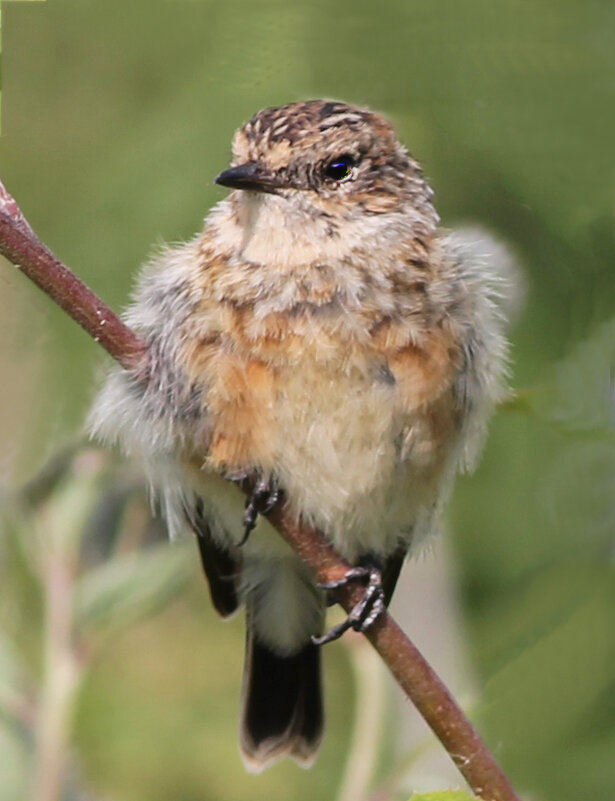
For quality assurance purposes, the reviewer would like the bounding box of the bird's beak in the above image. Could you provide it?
[214,162,283,194]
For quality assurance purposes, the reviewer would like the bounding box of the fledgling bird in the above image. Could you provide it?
[89,100,510,771]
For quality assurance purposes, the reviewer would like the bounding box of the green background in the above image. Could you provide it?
[1,1,614,800]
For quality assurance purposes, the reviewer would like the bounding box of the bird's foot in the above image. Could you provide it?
[311,563,386,646]
[238,476,280,546]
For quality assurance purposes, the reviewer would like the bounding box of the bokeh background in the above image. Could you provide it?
[1,1,614,800]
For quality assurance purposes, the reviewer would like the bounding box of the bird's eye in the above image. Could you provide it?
[324,155,356,183]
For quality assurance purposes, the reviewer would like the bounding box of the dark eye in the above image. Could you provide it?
[324,154,356,182]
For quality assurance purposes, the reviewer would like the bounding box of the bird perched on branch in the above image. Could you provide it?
[89,99,510,772]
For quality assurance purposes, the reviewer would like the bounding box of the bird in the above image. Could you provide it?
[88,99,510,772]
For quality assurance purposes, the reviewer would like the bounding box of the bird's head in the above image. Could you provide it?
[215,100,438,235]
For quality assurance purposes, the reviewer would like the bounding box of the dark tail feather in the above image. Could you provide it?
[194,529,239,618]
[240,631,324,772]
[185,501,240,618]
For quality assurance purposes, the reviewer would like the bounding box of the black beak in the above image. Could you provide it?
[214,162,282,194]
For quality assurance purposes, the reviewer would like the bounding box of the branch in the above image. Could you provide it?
[0,178,522,801]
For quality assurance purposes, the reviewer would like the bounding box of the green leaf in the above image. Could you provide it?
[73,542,192,635]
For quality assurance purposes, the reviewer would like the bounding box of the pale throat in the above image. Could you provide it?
[225,191,389,270]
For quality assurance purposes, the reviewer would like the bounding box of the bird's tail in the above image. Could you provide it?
[240,629,324,772]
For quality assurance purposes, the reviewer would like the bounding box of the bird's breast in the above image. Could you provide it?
[179,305,461,558]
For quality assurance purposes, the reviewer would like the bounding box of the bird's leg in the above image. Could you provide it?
[312,555,386,646]
[238,476,280,546]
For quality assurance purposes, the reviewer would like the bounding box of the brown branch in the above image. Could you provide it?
[0,178,522,801]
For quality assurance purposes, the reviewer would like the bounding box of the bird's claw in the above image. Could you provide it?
[312,564,386,646]
[238,477,280,546]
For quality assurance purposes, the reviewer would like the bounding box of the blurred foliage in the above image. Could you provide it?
[409,793,479,801]
[0,0,614,799]
[0,447,193,800]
